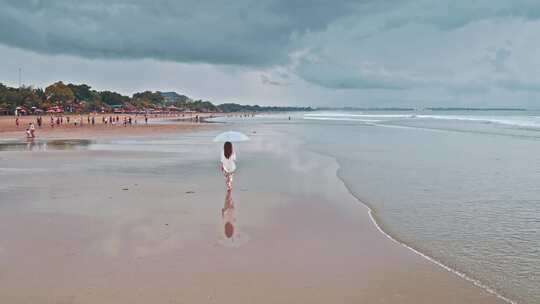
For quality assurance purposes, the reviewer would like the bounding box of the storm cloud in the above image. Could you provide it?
[2,0,540,106]
[0,0,358,66]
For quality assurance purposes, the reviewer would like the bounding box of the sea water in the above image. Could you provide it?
[215,110,540,304]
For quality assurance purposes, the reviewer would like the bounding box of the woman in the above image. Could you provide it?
[28,123,35,138]
[220,141,236,190]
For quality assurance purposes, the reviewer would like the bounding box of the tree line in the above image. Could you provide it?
[0,81,312,115]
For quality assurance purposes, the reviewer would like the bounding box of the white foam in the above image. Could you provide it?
[305,113,412,118]
[415,114,540,128]
[303,116,381,123]
[303,111,540,130]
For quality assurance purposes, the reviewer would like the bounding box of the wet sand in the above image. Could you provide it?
[0,127,506,303]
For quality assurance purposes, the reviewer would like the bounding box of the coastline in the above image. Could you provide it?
[335,167,517,304]
[284,125,518,304]
[0,121,507,303]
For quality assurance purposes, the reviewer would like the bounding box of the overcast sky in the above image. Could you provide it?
[2,0,540,107]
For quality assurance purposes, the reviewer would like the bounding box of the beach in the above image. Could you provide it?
[0,113,216,140]
[0,116,508,303]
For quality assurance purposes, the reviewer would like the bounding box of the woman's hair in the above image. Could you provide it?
[224,141,233,159]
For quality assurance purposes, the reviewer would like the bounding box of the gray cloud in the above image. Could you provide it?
[0,0,359,66]
[3,0,540,106]
[260,74,289,86]
[292,5,540,91]
[4,0,538,68]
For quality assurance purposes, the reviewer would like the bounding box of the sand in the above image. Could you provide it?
[0,123,507,303]
[0,113,216,140]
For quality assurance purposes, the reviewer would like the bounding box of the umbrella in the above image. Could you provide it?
[213,131,250,142]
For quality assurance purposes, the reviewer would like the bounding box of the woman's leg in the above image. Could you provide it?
[224,172,230,189]
[225,172,233,190]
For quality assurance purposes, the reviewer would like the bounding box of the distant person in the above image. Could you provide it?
[220,141,236,190]
[144,115,148,124]
[29,123,35,138]
[15,117,19,128]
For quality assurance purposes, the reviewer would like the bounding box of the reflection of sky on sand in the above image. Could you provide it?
[0,119,514,304]
[0,139,92,152]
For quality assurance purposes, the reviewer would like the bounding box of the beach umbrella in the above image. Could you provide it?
[213,131,250,142]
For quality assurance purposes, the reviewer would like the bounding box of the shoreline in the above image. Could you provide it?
[0,122,509,303]
[334,167,517,304]
[287,129,518,304]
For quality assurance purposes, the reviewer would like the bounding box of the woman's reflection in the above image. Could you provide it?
[221,189,235,239]
[26,138,36,151]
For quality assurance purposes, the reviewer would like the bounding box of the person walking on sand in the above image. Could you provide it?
[220,141,236,190]
[28,123,35,138]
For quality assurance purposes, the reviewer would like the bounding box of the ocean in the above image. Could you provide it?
[214,110,540,304]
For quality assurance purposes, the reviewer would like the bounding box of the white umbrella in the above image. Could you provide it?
[213,131,250,142]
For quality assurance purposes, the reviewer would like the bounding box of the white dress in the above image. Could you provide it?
[221,151,236,173]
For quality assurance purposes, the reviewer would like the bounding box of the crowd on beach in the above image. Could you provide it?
[2,112,259,140]
[10,112,207,139]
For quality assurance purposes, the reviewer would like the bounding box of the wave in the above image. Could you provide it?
[303,112,540,129]
[415,115,540,128]
[305,112,413,118]
[303,116,382,123]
